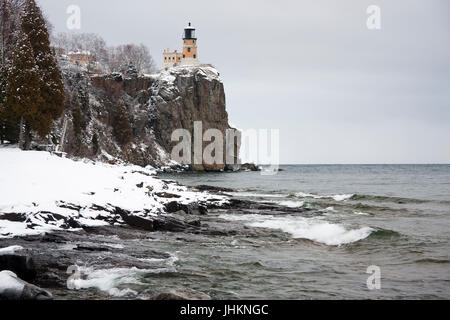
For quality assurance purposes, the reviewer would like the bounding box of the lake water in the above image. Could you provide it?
[157,164,450,299]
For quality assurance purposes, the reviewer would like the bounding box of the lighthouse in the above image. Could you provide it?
[181,22,199,66]
[163,22,200,69]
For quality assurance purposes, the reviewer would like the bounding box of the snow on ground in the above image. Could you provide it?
[0,147,228,239]
[148,65,221,87]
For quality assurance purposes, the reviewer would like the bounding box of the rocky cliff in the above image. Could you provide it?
[52,64,238,170]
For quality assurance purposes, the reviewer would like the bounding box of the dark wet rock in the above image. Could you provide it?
[194,185,234,193]
[116,208,154,231]
[223,198,310,214]
[184,216,201,227]
[0,271,53,300]
[150,288,211,300]
[200,229,236,236]
[165,201,208,215]
[0,254,36,281]
[0,212,27,222]
[35,212,82,230]
[165,201,187,213]
[155,192,181,199]
[115,207,201,232]
[153,216,200,232]
[74,244,110,252]
[240,163,260,171]
[41,233,68,244]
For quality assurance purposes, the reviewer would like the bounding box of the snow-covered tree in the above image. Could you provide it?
[0,0,24,65]
[21,0,64,127]
[0,0,24,143]
[4,29,44,149]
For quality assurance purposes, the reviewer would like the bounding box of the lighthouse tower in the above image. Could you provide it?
[181,22,199,66]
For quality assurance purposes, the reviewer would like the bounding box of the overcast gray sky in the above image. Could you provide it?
[38,0,450,164]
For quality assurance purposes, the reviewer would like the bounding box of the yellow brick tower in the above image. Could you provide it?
[181,22,199,66]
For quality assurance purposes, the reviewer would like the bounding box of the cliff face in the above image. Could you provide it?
[55,65,238,170]
[150,67,234,171]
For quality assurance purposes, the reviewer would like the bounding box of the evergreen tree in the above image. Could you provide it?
[4,29,44,149]
[113,105,132,146]
[21,0,64,129]
[71,91,85,138]
[92,133,99,155]
[0,0,20,143]
[1,0,11,65]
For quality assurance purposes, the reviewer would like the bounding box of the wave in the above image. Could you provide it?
[366,228,402,239]
[229,192,286,198]
[268,200,305,208]
[294,192,354,202]
[69,266,149,297]
[219,214,373,246]
[414,258,450,264]
[69,253,179,297]
[351,194,430,204]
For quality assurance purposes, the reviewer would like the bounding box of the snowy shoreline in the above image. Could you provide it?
[0,147,229,239]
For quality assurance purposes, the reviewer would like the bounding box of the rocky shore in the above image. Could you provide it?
[0,183,311,300]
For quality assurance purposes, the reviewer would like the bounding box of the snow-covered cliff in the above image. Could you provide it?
[52,64,238,171]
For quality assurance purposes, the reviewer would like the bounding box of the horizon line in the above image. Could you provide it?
[259,163,450,166]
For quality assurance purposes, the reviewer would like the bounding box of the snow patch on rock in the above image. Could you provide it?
[0,147,228,238]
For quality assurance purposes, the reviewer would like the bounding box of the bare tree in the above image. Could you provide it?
[50,32,156,75]
[107,43,156,74]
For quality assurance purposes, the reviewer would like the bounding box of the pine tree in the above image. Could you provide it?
[92,133,99,155]
[1,0,11,65]
[21,0,64,127]
[71,91,85,138]
[113,105,132,146]
[0,0,19,143]
[0,64,20,142]
[4,29,44,149]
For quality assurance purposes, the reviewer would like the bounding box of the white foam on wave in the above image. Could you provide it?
[295,192,354,202]
[268,200,305,208]
[70,265,173,297]
[138,254,179,267]
[219,214,373,246]
[69,253,179,297]
[332,194,354,201]
[353,211,370,216]
[229,192,285,198]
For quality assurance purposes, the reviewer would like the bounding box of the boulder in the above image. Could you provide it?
[240,163,260,171]
[0,271,52,300]
[116,208,154,231]
[116,207,201,232]
[0,254,36,281]
[153,216,193,232]
[155,192,181,199]
[194,185,234,193]
[74,244,111,252]
[165,201,208,215]
[150,288,211,300]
